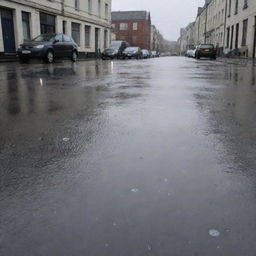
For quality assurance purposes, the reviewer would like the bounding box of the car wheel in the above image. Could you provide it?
[45,50,54,63]
[71,51,78,62]
[211,56,216,60]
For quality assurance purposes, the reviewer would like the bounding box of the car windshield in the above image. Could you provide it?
[200,44,214,49]
[109,45,119,50]
[32,34,56,42]
[126,47,138,51]
[111,41,122,47]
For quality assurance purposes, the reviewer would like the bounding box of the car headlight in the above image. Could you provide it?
[34,45,44,49]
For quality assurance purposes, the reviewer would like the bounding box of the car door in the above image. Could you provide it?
[53,34,65,57]
[63,35,73,57]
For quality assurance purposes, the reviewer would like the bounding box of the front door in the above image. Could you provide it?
[1,8,16,53]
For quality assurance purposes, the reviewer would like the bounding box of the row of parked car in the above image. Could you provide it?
[185,44,217,60]
[101,41,160,60]
[17,34,160,63]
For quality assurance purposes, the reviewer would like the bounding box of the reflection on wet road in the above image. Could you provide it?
[1,58,256,256]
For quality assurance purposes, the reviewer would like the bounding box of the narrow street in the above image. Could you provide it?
[1,57,256,256]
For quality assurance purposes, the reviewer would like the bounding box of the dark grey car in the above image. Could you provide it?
[101,41,130,60]
[122,47,142,59]
[17,34,78,63]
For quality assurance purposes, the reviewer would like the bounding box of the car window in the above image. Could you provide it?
[200,44,214,49]
[32,34,55,42]
[63,35,72,42]
[55,34,63,42]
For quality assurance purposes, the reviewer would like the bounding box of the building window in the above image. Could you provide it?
[104,30,107,48]
[98,0,101,16]
[112,24,115,29]
[226,26,230,48]
[40,12,55,34]
[241,19,248,46]
[243,0,248,9]
[120,23,128,30]
[230,25,234,49]
[235,23,239,49]
[63,20,66,34]
[105,4,108,19]
[88,0,92,13]
[85,25,90,48]
[133,23,138,30]
[228,0,231,17]
[235,0,238,14]
[75,0,79,9]
[132,36,137,43]
[72,22,80,46]
[22,12,30,41]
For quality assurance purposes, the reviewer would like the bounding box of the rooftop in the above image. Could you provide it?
[111,11,150,21]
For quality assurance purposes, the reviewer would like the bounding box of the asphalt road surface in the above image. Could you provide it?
[1,57,256,256]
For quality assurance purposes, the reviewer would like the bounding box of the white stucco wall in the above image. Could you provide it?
[0,0,112,54]
[225,0,256,57]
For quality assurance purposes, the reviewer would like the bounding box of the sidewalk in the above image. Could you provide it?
[216,57,253,66]
[0,54,18,63]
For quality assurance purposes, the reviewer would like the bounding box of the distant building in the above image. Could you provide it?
[0,0,112,57]
[178,0,256,58]
[225,0,256,58]
[111,11,151,50]
[151,25,164,51]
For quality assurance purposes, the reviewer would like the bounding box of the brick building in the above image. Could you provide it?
[111,11,151,50]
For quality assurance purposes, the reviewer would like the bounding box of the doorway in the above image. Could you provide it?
[235,23,239,49]
[253,16,256,59]
[95,28,99,55]
[1,8,16,53]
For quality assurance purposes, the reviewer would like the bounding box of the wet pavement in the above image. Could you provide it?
[1,57,256,256]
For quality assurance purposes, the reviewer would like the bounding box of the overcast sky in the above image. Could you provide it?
[112,0,205,41]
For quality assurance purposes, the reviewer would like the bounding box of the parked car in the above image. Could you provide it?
[191,48,197,58]
[151,51,157,58]
[141,49,150,59]
[122,47,142,59]
[186,49,194,58]
[101,40,129,60]
[195,44,216,60]
[17,33,78,63]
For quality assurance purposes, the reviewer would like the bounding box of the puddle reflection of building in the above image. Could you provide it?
[7,71,20,115]
[194,63,256,178]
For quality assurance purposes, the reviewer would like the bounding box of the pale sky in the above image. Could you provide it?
[112,0,205,41]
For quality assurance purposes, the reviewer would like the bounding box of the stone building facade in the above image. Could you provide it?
[178,0,256,58]
[225,0,256,58]
[151,25,165,51]
[111,11,151,50]
[0,0,112,57]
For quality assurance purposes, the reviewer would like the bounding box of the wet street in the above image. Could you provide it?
[1,57,256,256]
